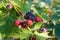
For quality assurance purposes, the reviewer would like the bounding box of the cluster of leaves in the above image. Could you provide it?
[0,0,60,40]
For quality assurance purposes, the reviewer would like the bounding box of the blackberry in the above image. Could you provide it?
[14,20,21,26]
[40,28,44,33]
[20,22,28,28]
[40,27,47,33]
[25,19,33,26]
[35,17,42,22]
[24,12,36,21]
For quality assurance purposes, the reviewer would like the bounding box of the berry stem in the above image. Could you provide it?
[27,27,33,35]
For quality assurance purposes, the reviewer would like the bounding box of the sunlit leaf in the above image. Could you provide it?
[34,31,49,40]
[34,22,43,30]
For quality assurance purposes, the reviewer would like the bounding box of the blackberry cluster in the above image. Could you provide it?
[14,19,33,28]
[14,12,43,28]
[24,12,36,21]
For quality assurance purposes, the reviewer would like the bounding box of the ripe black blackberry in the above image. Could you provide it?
[24,10,36,21]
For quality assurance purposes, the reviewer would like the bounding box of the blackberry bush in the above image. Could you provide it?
[0,0,60,40]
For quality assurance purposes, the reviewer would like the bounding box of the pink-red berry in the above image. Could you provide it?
[14,20,20,26]
[35,17,42,22]
[25,20,33,26]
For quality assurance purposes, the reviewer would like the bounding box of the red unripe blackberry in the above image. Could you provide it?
[35,17,42,22]
[14,20,20,26]
[25,20,33,26]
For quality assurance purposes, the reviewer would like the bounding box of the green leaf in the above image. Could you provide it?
[19,29,31,39]
[55,6,60,10]
[0,33,2,40]
[34,22,43,30]
[51,14,59,20]
[9,29,32,39]
[24,3,31,13]
[0,21,6,26]
[34,31,49,40]
[55,23,60,37]
[0,10,2,14]
[45,0,51,5]
[56,11,60,16]
[35,13,43,20]
[34,6,48,20]
[28,0,33,3]
[50,14,59,25]
[35,3,40,9]
[35,4,44,13]
[12,0,31,13]
[11,0,25,12]
[55,0,60,5]
[45,22,55,29]
[0,1,4,8]
[41,12,48,20]
[0,14,8,26]
[10,8,17,19]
